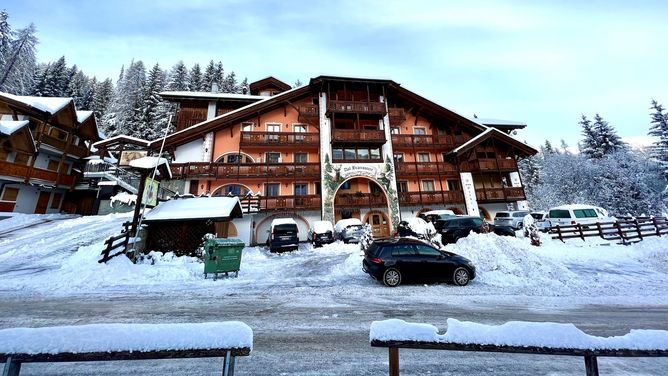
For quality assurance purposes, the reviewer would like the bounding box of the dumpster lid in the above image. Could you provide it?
[205,238,245,247]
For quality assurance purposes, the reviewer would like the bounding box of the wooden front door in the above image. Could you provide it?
[35,191,51,214]
[367,212,390,238]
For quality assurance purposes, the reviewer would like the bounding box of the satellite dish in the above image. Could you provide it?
[512,130,518,135]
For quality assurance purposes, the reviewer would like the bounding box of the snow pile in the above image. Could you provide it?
[334,218,362,233]
[371,318,668,350]
[312,220,334,234]
[110,192,137,207]
[129,156,169,170]
[0,321,253,354]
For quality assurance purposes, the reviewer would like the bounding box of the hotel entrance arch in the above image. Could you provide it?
[332,176,391,238]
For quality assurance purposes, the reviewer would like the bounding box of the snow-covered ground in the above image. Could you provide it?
[1,213,668,375]
[1,213,667,303]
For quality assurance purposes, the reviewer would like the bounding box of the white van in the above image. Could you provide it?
[546,205,613,227]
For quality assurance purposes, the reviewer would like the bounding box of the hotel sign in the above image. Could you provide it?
[339,164,380,179]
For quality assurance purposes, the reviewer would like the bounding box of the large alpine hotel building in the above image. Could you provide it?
[153,76,537,245]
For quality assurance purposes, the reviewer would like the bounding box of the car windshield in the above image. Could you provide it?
[495,212,510,218]
[274,224,297,234]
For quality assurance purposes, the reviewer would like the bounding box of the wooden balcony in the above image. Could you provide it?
[398,191,464,206]
[0,160,75,187]
[460,158,518,172]
[334,193,387,208]
[395,162,458,177]
[298,105,319,123]
[326,100,386,116]
[391,134,455,149]
[388,108,406,126]
[331,129,386,145]
[36,133,90,158]
[260,195,321,211]
[503,187,526,200]
[170,162,321,180]
[240,131,319,147]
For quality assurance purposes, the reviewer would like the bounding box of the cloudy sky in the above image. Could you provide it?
[5,0,668,148]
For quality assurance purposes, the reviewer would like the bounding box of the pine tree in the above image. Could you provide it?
[541,140,555,155]
[293,79,303,87]
[213,61,224,90]
[167,60,189,91]
[0,10,11,72]
[42,56,68,96]
[579,115,598,158]
[79,76,96,111]
[143,63,171,140]
[592,113,625,157]
[92,78,113,118]
[30,63,48,96]
[0,23,37,94]
[189,63,202,92]
[123,60,147,137]
[222,71,237,93]
[648,100,668,178]
[201,60,216,91]
[238,77,249,94]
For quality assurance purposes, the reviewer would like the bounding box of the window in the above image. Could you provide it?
[14,153,30,165]
[574,209,598,218]
[417,153,430,162]
[226,154,240,164]
[223,185,249,196]
[314,182,321,194]
[340,181,351,190]
[333,148,343,160]
[397,181,408,193]
[357,148,369,160]
[476,150,497,159]
[1,187,19,201]
[50,127,68,140]
[414,127,426,135]
[50,193,62,209]
[265,183,280,197]
[265,152,281,163]
[549,210,571,219]
[267,123,281,142]
[294,183,308,196]
[414,244,442,257]
[47,160,60,171]
[333,147,382,161]
[241,122,253,132]
[294,124,307,142]
[391,127,400,134]
[393,153,404,163]
[370,148,381,160]
[391,244,416,257]
[422,180,435,192]
[294,153,308,163]
[447,180,461,191]
[442,152,449,162]
[344,148,356,160]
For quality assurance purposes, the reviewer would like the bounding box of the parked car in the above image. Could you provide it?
[334,218,364,243]
[436,216,515,244]
[493,210,530,229]
[362,237,476,287]
[546,204,613,228]
[396,217,436,240]
[419,209,456,224]
[308,220,335,247]
[267,218,299,252]
[530,211,550,232]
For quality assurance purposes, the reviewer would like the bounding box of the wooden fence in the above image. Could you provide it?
[550,217,668,244]
[98,221,133,263]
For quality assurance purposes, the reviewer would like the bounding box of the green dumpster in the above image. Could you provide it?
[203,238,245,280]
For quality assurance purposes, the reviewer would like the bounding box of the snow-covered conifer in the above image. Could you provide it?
[0,23,37,94]
[189,63,202,92]
[167,61,189,91]
[648,100,668,178]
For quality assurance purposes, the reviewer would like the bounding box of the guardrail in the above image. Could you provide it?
[99,221,132,263]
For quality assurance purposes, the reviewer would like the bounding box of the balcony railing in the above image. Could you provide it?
[460,158,518,172]
[298,105,319,121]
[0,160,75,187]
[391,134,455,149]
[394,162,458,176]
[503,187,526,200]
[331,129,386,145]
[170,162,321,180]
[35,133,90,158]
[259,194,321,211]
[334,193,387,208]
[327,100,386,116]
[388,108,406,126]
[398,190,464,205]
[240,131,319,146]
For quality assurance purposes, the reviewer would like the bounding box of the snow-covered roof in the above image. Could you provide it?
[370,318,668,351]
[0,92,72,114]
[143,196,243,222]
[0,120,29,136]
[334,218,363,232]
[450,127,536,155]
[76,110,94,123]
[470,118,527,127]
[129,156,169,170]
[97,181,119,186]
[159,91,265,101]
[93,134,150,147]
[311,220,334,233]
[0,321,253,354]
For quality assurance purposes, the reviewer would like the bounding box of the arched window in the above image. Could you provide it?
[212,184,250,197]
[215,153,254,164]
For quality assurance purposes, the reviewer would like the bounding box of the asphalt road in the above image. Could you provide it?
[1,291,666,375]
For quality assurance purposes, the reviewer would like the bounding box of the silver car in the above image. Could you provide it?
[493,210,530,229]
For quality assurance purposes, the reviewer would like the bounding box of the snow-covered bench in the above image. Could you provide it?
[370,318,668,376]
[0,322,252,376]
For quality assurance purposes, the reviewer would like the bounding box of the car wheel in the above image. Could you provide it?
[453,267,471,286]
[383,268,402,287]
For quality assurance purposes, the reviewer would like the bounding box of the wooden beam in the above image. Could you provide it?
[584,355,599,376]
[389,347,399,376]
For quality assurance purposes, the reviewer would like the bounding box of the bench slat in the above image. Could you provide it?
[1,347,251,363]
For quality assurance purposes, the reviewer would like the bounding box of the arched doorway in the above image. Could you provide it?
[255,213,310,244]
[478,206,491,221]
[448,206,465,215]
[364,210,391,238]
[415,208,433,217]
[333,177,390,238]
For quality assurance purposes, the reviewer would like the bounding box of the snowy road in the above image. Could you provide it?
[1,213,667,375]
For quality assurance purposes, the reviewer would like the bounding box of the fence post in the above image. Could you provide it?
[389,347,400,376]
[596,222,603,239]
[578,224,585,241]
[634,219,643,241]
[556,225,563,242]
[653,217,660,237]
[584,355,599,376]
[616,221,625,245]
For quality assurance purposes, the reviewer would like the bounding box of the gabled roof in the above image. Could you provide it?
[143,196,243,223]
[0,120,36,154]
[93,135,150,148]
[0,92,72,115]
[76,111,102,141]
[249,76,291,94]
[470,117,527,131]
[0,120,29,136]
[450,128,537,156]
[159,91,265,101]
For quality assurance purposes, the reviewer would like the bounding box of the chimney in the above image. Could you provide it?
[211,83,219,94]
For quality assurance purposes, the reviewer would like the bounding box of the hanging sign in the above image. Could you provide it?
[142,177,159,207]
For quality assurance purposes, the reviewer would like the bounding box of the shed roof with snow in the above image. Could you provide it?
[143,197,243,223]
